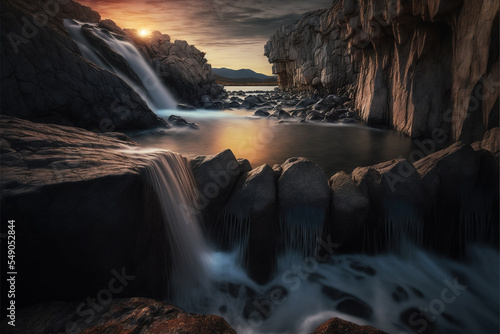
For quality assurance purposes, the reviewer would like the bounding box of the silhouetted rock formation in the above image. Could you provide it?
[265,0,500,140]
[1,0,166,131]
[0,116,171,308]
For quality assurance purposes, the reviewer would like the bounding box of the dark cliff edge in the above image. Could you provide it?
[265,0,499,140]
[0,0,223,131]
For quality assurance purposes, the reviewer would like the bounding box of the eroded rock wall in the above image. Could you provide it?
[265,4,357,95]
[0,0,166,131]
[266,0,500,140]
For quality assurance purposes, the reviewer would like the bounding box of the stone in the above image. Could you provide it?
[191,149,242,239]
[224,165,277,283]
[278,157,330,254]
[168,115,199,129]
[329,171,370,251]
[295,98,317,108]
[254,108,271,117]
[265,0,499,140]
[0,117,179,307]
[1,298,236,334]
[1,0,166,131]
[311,317,387,334]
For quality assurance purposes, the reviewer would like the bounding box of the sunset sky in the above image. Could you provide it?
[78,0,333,75]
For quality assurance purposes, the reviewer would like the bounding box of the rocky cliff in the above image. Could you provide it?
[265,0,499,140]
[1,0,223,131]
[98,19,224,107]
[1,0,166,131]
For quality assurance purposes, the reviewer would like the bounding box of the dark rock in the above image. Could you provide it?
[0,117,176,308]
[224,165,277,284]
[295,98,317,108]
[311,317,387,334]
[0,298,236,334]
[1,0,166,131]
[191,149,241,239]
[98,19,126,35]
[237,158,253,174]
[336,298,373,320]
[278,157,330,254]
[254,108,271,117]
[227,101,241,108]
[168,115,199,129]
[392,286,409,303]
[328,171,369,251]
[306,111,325,121]
[177,103,197,110]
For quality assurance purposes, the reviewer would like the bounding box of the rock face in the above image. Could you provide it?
[265,0,500,140]
[2,298,236,334]
[265,5,357,95]
[124,29,224,107]
[1,0,166,131]
[0,116,179,310]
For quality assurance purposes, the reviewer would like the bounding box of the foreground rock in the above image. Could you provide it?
[1,0,166,131]
[1,298,236,334]
[223,164,278,284]
[0,117,174,309]
[265,0,499,140]
[310,317,386,334]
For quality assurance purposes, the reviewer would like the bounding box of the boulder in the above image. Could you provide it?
[0,117,176,309]
[254,108,271,117]
[295,98,317,108]
[278,157,330,255]
[168,115,199,129]
[191,150,242,240]
[329,171,370,252]
[414,142,498,254]
[1,298,236,334]
[311,317,386,334]
[224,165,277,283]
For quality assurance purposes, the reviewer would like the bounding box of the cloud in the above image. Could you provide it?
[78,0,333,74]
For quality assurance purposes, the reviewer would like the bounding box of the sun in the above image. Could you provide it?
[138,29,150,37]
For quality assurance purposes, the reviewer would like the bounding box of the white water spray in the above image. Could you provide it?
[142,151,209,305]
[64,19,177,110]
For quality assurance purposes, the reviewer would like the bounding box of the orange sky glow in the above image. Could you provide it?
[78,0,333,76]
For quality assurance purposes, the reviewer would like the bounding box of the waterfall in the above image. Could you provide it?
[142,151,209,305]
[64,19,177,110]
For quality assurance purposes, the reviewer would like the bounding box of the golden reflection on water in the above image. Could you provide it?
[133,112,415,177]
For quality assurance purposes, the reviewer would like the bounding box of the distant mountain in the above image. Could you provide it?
[213,68,275,80]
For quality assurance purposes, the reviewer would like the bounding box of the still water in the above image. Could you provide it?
[130,107,416,177]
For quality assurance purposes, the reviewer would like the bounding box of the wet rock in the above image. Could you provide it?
[254,108,271,117]
[224,165,277,284]
[1,0,166,131]
[1,298,236,334]
[328,172,369,251]
[177,103,197,110]
[311,317,386,334]
[392,286,409,303]
[0,117,179,306]
[168,115,199,129]
[191,150,242,238]
[295,98,317,108]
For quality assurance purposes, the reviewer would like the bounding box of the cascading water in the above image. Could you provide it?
[141,151,210,306]
[135,150,498,334]
[64,19,177,110]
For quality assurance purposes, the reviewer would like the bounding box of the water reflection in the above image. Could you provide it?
[131,109,417,177]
